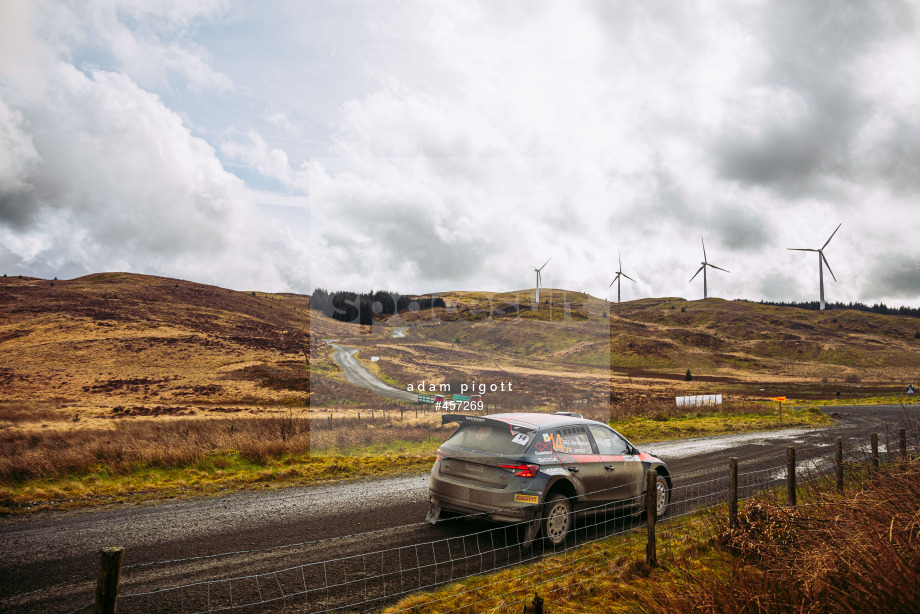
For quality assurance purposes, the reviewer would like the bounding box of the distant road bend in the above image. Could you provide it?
[329,342,416,402]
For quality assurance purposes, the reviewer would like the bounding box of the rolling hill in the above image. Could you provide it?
[2,275,919,430]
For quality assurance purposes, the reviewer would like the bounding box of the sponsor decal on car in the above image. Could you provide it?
[542,467,569,476]
[514,493,540,504]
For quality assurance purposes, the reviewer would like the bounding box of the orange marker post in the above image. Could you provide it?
[771,396,786,421]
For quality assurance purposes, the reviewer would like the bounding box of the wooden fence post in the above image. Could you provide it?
[786,447,796,508]
[94,547,123,614]
[900,428,907,458]
[835,437,844,493]
[522,592,544,614]
[871,433,879,472]
[728,457,738,529]
[646,470,658,568]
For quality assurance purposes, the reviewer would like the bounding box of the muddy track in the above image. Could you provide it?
[1,404,915,612]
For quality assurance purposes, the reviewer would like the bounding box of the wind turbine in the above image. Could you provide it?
[788,223,841,310]
[608,252,636,303]
[689,238,729,299]
[532,258,551,303]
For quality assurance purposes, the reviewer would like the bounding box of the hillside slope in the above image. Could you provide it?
[3,276,919,427]
[1,273,327,423]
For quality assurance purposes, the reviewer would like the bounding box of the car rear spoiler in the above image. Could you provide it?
[441,414,492,426]
[440,414,539,431]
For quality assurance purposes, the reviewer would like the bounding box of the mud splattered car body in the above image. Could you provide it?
[426,412,671,544]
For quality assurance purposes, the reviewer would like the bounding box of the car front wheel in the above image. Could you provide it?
[542,493,572,546]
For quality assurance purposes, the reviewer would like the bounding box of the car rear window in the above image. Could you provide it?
[443,423,536,455]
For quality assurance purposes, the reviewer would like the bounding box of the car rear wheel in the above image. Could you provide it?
[542,494,572,546]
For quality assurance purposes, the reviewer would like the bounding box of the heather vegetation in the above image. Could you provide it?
[640,458,920,612]
[0,408,445,513]
[0,410,311,481]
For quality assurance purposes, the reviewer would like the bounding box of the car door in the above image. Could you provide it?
[587,425,645,505]
[550,425,609,506]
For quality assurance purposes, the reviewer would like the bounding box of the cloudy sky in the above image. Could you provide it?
[2,1,920,306]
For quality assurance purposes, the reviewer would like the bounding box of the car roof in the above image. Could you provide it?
[483,412,603,430]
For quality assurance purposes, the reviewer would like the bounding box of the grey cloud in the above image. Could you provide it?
[322,202,491,288]
[711,207,771,251]
[714,112,850,191]
[759,272,806,302]
[632,166,770,252]
[861,120,920,194]
[711,2,913,194]
[863,254,920,300]
[0,191,38,229]
[643,165,691,224]
[0,96,42,228]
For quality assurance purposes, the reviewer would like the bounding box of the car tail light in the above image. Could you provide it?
[499,463,540,478]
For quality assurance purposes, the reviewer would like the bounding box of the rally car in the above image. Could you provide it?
[426,412,671,545]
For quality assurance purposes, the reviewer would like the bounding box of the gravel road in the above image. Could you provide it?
[330,342,417,402]
[2,404,915,612]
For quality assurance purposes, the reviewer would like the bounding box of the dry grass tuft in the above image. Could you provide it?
[0,413,310,480]
[642,458,920,613]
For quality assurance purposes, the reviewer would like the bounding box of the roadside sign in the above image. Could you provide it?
[770,396,786,422]
[453,394,470,402]
[418,394,435,404]
[371,357,379,362]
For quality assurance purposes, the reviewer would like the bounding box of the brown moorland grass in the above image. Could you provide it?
[0,413,449,513]
[0,413,312,481]
[638,459,920,612]
[0,401,830,514]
